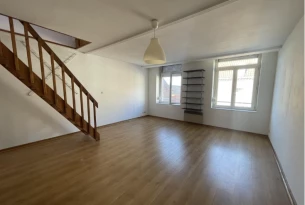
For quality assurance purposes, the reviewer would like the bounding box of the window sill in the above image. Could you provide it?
[211,107,257,113]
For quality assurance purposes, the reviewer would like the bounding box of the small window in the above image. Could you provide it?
[160,73,171,103]
[212,55,261,111]
[171,73,182,104]
[158,65,182,105]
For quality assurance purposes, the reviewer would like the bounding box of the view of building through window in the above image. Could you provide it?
[160,72,181,104]
[171,74,182,104]
[235,68,255,107]
[160,75,170,103]
[216,70,233,106]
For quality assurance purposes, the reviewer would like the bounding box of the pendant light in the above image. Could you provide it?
[143,19,166,64]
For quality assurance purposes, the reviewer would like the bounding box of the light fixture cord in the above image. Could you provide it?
[154,28,155,38]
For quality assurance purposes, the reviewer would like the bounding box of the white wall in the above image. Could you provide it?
[269,17,304,205]
[67,53,148,126]
[148,51,278,135]
[148,68,184,121]
[0,44,148,150]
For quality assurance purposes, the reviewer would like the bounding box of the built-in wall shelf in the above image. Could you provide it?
[182,103,203,105]
[182,97,203,99]
[184,69,206,73]
[183,77,205,79]
[183,91,204,93]
[182,108,202,111]
[184,110,203,115]
[182,84,205,86]
[182,69,205,115]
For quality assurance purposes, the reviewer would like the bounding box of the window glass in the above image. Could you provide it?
[212,55,260,111]
[235,68,255,108]
[160,74,170,103]
[171,73,181,104]
[218,58,259,67]
[216,70,233,106]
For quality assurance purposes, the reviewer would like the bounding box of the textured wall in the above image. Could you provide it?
[269,17,304,205]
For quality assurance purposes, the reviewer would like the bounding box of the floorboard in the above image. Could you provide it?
[0,116,291,205]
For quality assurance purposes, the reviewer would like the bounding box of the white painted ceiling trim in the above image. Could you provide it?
[142,46,281,68]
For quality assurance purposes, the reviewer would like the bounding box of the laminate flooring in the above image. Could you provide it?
[0,116,291,205]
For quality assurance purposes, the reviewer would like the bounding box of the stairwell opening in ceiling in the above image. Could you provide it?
[0,13,91,49]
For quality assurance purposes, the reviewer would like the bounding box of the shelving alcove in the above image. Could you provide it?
[182,69,205,115]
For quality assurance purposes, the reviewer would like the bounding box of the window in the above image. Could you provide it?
[171,73,182,104]
[158,65,182,104]
[212,55,261,111]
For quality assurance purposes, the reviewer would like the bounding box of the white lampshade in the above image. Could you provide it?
[143,38,166,64]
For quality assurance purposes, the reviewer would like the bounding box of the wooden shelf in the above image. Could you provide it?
[182,103,203,105]
[183,84,205,86]
[184,110,203,115]
[182,97,203,99]
[182,108,203,111]
[183,69,205,73]
[183,77,205,79]
[183,91,204,93]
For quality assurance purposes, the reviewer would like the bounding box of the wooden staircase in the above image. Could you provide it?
[0,17,100,141]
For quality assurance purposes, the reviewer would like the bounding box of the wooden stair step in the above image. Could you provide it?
[0,41,100,141]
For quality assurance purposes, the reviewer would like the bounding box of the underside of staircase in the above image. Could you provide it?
[0,17,100,141]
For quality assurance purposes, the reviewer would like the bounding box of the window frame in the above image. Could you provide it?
[158,71,182,105]
[212,55,262,111]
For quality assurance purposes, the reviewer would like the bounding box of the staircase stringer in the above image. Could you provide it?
[0,39,99,140]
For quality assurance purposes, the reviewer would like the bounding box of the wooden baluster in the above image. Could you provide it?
[23,22,34,84]
[51,52,57,106]
[8,17,19,74]
[71,77,76,121]
[93,103,97,139]
[61,66,67,114]
[87,93,91,133]
[80,86,84,131]
[38,38,46,95]
[0,39,3,64]
[7,19,99,139]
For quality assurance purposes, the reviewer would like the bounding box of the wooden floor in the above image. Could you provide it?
[0,116,290,205]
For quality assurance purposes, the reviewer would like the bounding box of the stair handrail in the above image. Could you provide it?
[20,21,98,106]
[6,16,99,140]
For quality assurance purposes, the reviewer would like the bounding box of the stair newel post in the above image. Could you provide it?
[23,22,34,85]
[61,65,67,114]
[87,93,91,133]
[93,103,98,140]
[0,39,7,68]
[71,76,76,121]
[8,17,20,75]
[80,85,85,131]
[0,39,3,65]
[38,38,46,96]
[51,52,57,106]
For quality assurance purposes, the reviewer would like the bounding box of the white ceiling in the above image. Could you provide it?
[90,0,304,66]
[0,0,303,66]
[0,0,226,49]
